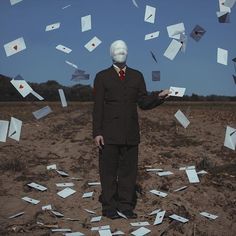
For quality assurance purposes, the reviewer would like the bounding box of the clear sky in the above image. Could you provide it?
[0,0,235,96]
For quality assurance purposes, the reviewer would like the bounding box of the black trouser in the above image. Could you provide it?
[98,144,138,212]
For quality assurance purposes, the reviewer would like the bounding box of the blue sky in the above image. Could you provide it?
[0,0,235,96]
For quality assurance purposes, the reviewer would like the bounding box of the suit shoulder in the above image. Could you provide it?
[127,67,143,77]
[95,67,112,77]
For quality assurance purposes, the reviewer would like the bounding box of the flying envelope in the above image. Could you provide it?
[8,117,22,141]
[190,25,206,42]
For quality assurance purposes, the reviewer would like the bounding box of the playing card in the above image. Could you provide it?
[179,166,195,171]
[173,186,188,192]
[51,229,71,232]
[31,90,44,100]
[8,117,22,141]
[90,216,102,222]
[91,225,110,231]
[58,89,68,107]
[82,191,94,198]
[131,227,151,236]
[51,210,64,217]
[22,196,40,205]
[154,210,166,225]
[0,120,9,142]
[219,0,231,12]
[190,25,206,42]
[10,0,23,5]
[112,231,125,235]
[169,86,186,97]
[169,214,189,223]
[8,211,24,219]
[200,212,218,220]
[130,222,150,227]
[144,5,156,23]
[10,79,33,97]
[99,229,113,236]
[62,4,71,10]
[56,183,74,187]
[144,31,160,40]
[224,126,236,150]
[81,15,92,32]
[149,209,161,215]
[157,171,173,176]
[45,22,60,31]
[42,204,52,210]
[150,189,168,198]
[88,182,101,186]
[197,170,208,175]
[185,168,200,183]
[56,44,72,54]
[152,71,160,81]
[4,37,26,57]
[65,233,85,236]
[65,60,78,69]
[47,164,57,170]
[216,11,230,23]
[167,23,185,39]
[217,48,228,65]
[163,39,182,60]
[27,182,47,191]
[32,106,52,120]
[84,209,96,214]
[84,36,102,52]
[57,187,76,198]
[224,0,236,8]
[174,109,190,128]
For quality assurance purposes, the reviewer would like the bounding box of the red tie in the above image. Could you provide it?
[119,69,125,80]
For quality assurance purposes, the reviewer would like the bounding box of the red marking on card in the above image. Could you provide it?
[13,45,18,50]
[92,43,95,47]
[19,84,24,89]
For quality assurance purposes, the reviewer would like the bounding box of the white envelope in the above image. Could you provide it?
[10,0,23,5]
[169,86,186,97]
[130,222,150,227]
[91,216,102,222]
[47,164,57,170]
[224,126,236,150]
[4,37,26,57]
[157,171,173,176]
[56,183,74,187]
[144,31,160,40]
[58,89,68,107]
[200,212,218,220]
[31,90,44,100]
[22,196,40,205]
[174,110,190,128]
[185,168,200,183]
[32,106,52,120]
[10,79,33,97]
[84,36,102,52]
[154,210,166,225]
[82,191,94,198]
[27,182,47,191]
[56,44,72,54]
[56,170,69,176]
[57,187,76,198]
[0,120,9,142]
[167,23,185,39]
[99,229,113,236]
[131,227,151,236]
[65,232,85,236]
[8,117,22,141]
[144,5,156,24]
[217,48,228,65]
[169,214,189,223]
[65,60,78,69]
[45,22,60,32]
[150,189,168,198]
[81,15,92,32]
[8,211,24,219]
[163,39,182,60]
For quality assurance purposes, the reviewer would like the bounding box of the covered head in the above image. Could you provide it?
[110,40,128,63]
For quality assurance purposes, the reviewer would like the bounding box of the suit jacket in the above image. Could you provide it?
[92,65,165,145]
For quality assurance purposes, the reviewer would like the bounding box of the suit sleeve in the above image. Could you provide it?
[92,73,105,138]
[137,73,165,110]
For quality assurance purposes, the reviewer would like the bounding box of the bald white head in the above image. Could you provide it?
[110,40,128,63]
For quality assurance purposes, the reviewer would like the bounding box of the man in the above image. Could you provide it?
[92,40,170,219]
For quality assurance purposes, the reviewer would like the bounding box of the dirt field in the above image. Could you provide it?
[0,101,235,236]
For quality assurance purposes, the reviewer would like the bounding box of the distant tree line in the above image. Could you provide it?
[0,74,235,102]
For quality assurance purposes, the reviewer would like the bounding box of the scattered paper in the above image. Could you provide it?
[173,186,188,192]
[164,39,182,60]
[56,44,72,54]
[224,126,236,150]
[32,106,52,120]
[82,191,94,198]
[144,31,160,40]
[56,170,69,177]
[169,214,189,223]
[58,89,68,107]
[149,209,161,215]
[130,222,150,227]
[131,227,151,236]
[4,37,26,57]
[217,48,228,65]
[45,22,60,32]
[0,120,9,142]
[8,211,24,219]
[157,171,173,176]
[84,36,102,52]
[47,164,57,170]
[144,5,156,24]
[27,182,47,191]
[200,212,218,220]
[91,216,102,222]
[56,183,74,187]
[51,210,64,217]
[99,229,113,236]
[154,210,166,225]
[174,109,190,128]
[42,204,52,210]
[169,86,186,97]
[22,196,40,205]
[150,189,168,198]
[57,187,76,198]
[185,168,200,183]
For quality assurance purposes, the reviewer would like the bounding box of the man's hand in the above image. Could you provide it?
[158,89,171,99]
[94,135,104,150]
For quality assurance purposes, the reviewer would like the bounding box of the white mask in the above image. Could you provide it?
[110,40,128,63]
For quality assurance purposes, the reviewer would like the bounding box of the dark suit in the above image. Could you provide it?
[92,65,165,212]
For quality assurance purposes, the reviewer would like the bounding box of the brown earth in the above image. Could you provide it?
[0,101,235,236]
